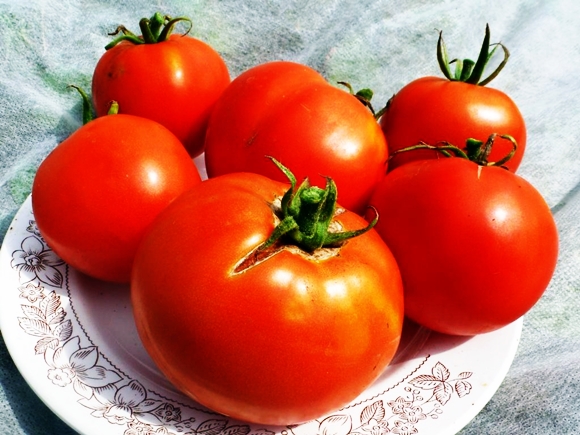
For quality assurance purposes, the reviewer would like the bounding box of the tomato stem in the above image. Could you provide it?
[389,134,518,168]
[260,157,378,252]
[465,134,518,167]
[139,17,157,44]
[67,86,121,124]
[107,100,120,115]
[148,12,165,41]
[437,24,510,86]
[67,85,94,125]
[389,142,469,160]
[105,26,143,50]
[104,13,193,50]
[337,81,378,116]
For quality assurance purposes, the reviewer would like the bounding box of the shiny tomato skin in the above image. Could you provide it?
[204,61,388,214]
[31,114,201,283]
[131,172,404,425]
[92,34,230,157]
[380,77,526,172]
[368,158,558,336]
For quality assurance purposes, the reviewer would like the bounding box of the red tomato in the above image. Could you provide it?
[204,60,388,214]
[32,114,201,283]
[368,157,558,336]
[92,14,230,157]
[131,169,404,425]
[380,25,526,172]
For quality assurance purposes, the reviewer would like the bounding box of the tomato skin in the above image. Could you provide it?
[380,77,526,172]
[31,115,201,283]
[204,61,388,214]
[92,34,230,157]
[368,158,558,336]
[131,172,404,425]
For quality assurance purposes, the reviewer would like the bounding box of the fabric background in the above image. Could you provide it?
[1,0,579,433]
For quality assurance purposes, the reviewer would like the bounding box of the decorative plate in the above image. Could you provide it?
[0,194,522,435]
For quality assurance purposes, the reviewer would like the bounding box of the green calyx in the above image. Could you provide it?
[463,134,517,166]
[390,134,518,168]
[68,85,94,124]
[437,24,510,86]
[104,12,192,50]
[260,157,378,253]
[338,81,379,116]
[68,85,119,124]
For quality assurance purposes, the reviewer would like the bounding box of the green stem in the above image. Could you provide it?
[67,87,120,124]
[105,26,143,50]
[326,206,379,246]
[104,13,193,50]
[464,23,492,85]
[158,16,193,41]
[148,12,166,41]
[259,157,377,252]
[107,100,120,115]
[465,134,517,166]
[437,23,510,86]
[389,142,469,161]
[459,59,475,82]
[337,81,377,116]
[67,85,94,125]
[139,17,157,44]
[390,134,517,168]
[479,43,510,86]
[374,94,394,121]
[437,30,454,81]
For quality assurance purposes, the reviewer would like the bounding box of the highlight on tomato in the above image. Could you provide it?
[131,158,404,425]
[379,24,527,172]
[368,135,558,336]
[32,97,202,283]
[92,12,230,157]
[204,60,388,214]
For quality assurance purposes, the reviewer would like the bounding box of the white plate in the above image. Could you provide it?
[0,194,522,435]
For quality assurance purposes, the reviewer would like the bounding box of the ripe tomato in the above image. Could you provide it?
[92,13,230,157]
[32,114,201,283]
[131,166,404,425]
[380,25,526,172]
[368,156,558,336]
[204,60,388,214]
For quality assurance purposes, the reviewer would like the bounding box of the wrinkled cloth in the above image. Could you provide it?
[1,0,580,434]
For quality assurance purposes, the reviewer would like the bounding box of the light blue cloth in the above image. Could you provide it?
[1,1,580,433]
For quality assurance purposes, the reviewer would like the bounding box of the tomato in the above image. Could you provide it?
[368,156,558,336]
[31,114,201,283]
[131,163,404,425]
[380,25,526,172]
[204,60,388,214]
[92,13,230,157]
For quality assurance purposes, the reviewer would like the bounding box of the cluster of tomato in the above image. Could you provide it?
[30,13,558,426]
